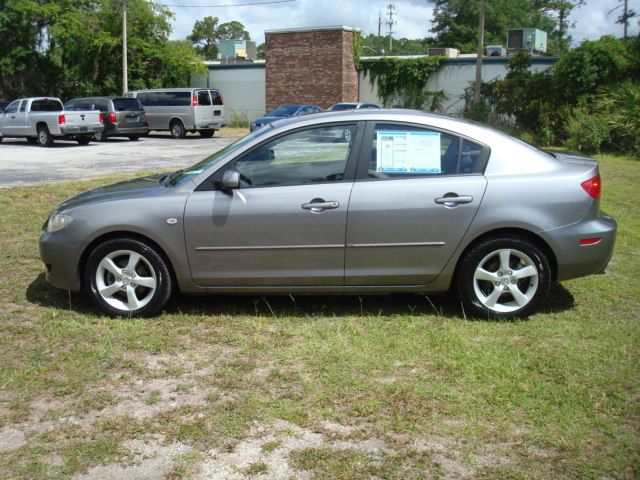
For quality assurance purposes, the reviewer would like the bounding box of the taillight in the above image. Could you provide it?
[57,114,65,125]
[109,112,117,123]
[99,113,104,123]
[192,95,198,107]
[581,174,601,199]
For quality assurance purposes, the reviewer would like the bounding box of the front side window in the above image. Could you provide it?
[367,124,486,179]
[5,101,20,114]
[228,124,357,189]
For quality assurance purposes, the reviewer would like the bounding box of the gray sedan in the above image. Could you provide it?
[39,110,616,318]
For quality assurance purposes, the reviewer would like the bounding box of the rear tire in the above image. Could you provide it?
[94,131,107,142]
[37,126,53,147]
[199,129,214,138]
[170,120,186,139]
[456,235,551,319]
[77,136,91,145]
[128,135,139,141]
[84,237,172,317]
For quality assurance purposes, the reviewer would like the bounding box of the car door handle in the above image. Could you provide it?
[302,200,339,212]
[435,195,473,206]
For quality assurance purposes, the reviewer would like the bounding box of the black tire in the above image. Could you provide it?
[27,137,38,144]
[170,120,186,139]
[84,237,173,317]
[0,136,3,143]
[456,235,551,319]
[94,131,107,142]
[37,126,53,147]
[128,135,139,141]
[199,129,214,138]
[77,136,91,145]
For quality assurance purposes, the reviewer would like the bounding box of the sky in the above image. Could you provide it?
[161,0,639,47]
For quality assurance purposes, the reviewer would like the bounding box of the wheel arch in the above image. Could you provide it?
[36,121,49,131]
[453,227,558,283]
[78,230,179,293]
[169,116,185,128]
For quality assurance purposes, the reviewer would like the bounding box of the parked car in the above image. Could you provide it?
[0,97,103,146]
[251,104,323,131]
[64,97,148,141]
[125,88,225,139]
[0,100,9,112]
[39,110,616,318]
[327,102,380,111]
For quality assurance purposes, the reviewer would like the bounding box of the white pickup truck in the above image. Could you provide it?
[0,97,104,147]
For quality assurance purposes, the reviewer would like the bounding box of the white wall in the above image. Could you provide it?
[359,58,556,116]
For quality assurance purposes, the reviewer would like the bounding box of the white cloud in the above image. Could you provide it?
[165,0,639,46]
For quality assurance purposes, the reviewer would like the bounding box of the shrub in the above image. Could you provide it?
[596,81,640,156]
[564,108,610,154]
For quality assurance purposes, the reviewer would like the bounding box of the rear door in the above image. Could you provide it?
[194,90,214,128]
[344,121,489,286]
[210,90,225,123]
[113,98,145,128]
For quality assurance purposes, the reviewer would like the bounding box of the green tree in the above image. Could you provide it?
[430,0,556,52]
[256,43,265,59]
[188,16,250,60]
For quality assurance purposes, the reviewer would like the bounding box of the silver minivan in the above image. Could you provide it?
[125,88,225,138]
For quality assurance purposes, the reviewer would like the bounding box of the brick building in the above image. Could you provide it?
[264,26,358,111]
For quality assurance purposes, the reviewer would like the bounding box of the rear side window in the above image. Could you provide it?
[30,100,63,112]
[197,90,211,106]
[137,91,191,107]
[19,101,27,112]
[113,98,143,111]
[210,90,223,105]
[367,123,487,179]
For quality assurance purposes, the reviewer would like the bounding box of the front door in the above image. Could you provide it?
[0,100,23,136]
[345,122,489,285]
[184,123,361,287]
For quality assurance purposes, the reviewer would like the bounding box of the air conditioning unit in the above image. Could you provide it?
[427,47,459,58]
[487,45,506,57]
[507,28,547,53]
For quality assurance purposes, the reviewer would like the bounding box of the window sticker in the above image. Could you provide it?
[376,131,441,174]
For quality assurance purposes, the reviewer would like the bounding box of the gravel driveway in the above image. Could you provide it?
[0,133,238,188]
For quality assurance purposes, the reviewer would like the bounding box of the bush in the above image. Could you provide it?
[596,81,640,156]
[564,108,610,154]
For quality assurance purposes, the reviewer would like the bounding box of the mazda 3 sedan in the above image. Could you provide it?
[39,110,616,318]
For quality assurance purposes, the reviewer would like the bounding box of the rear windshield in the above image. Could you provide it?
[113,98,143,111]
[268,105,300,117]
[31,99,63,112]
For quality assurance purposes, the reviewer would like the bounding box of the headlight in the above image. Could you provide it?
[47,213,73,233]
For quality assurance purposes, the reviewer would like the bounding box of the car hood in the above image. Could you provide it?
[254,115,288,124]
[56,174,169,212]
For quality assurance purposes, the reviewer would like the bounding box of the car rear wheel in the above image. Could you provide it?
[457,236,551,319]
[37,126,53,147]
[170,120,186,139]
[85,238,172,317]
[94,131,107,142]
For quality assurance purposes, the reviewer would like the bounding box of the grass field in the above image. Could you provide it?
[0,154,638,479]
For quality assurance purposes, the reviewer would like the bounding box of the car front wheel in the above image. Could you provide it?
[85,238,172,317]
[457,236,551,319]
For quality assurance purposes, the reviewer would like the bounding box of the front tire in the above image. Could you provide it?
[170,120,186,139]
[37,126,54,147]
[85,238,172,317]
[456,236,551,319]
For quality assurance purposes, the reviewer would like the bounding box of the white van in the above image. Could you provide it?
[125,88,225,138]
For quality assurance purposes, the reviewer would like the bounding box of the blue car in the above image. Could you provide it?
[251,104,323,131]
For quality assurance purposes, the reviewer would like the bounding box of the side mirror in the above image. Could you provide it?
[218,169,240,189]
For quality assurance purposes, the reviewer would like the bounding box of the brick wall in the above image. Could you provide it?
[265,27,358,111]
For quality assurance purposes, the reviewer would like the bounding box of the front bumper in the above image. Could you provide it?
[542,213,617,281]
[39,230,82,291]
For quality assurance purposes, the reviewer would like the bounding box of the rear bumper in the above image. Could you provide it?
[541,213,617,281]
[59,125,103,136]
[195,122,224,130]
[107,125,149,136]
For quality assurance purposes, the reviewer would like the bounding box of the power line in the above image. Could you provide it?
[154,0,295,7]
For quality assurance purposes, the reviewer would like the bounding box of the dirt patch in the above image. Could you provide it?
[0,426,26,451]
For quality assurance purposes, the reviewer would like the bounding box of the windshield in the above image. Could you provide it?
[168,128,271,186]
[267,105,300,117]
[328,103,357,111]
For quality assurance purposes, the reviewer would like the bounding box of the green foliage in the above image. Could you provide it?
[565,108,610,154]
[430,0,556,52]
[360,33,433,56]
[596,81,640,156]
[0,0,203,99]
[256,43,265,60]
[188,16,250,61]
[360,57,444,110]
[351,30,363,70]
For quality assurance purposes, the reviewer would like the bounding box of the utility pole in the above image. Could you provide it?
[377,11,382,54]
[473,0,484,105]
[386,3,396,53]
[122,0,128,94]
